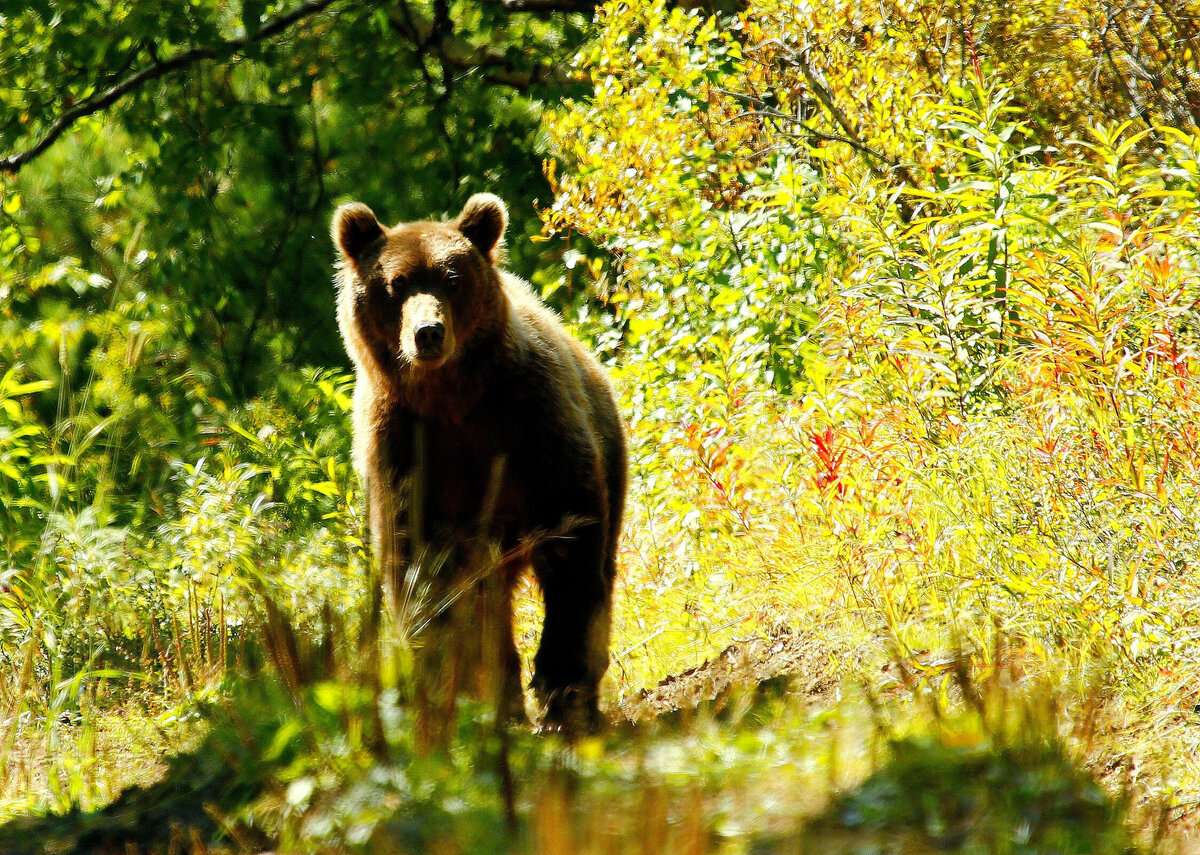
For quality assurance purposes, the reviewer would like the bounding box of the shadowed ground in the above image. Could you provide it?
[0,632,1155,855]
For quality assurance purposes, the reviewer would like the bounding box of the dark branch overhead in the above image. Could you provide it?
[478,0,600,13]
[386,6,584,91]
[0,0,340,175]
[0,0,602,175]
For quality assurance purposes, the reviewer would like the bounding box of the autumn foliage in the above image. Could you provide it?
[544,0,1200,757]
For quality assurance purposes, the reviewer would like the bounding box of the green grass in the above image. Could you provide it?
[0,586,1175,855]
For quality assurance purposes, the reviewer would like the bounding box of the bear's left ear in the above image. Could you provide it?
[332,202,385,264]
[456,193,507,261]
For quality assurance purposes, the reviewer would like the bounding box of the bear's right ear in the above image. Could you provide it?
[332,203,385,264]
[456,193,508,261]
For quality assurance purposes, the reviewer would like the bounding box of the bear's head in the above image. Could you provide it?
[333,194,509,381]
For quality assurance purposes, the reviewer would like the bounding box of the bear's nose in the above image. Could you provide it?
[414,322,445,357]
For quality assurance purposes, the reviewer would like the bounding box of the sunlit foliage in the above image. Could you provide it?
[1,0,1199,848]
[544,0,1200,776]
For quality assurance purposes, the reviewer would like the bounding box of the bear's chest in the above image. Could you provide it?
[391,414,526,531]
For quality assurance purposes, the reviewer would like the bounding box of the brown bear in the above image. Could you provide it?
[332,193,626,730]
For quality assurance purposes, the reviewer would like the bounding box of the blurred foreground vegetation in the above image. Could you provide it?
[2,0,1200,851]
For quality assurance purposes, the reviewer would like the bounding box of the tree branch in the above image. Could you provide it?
[388,7,582,91]
[477,0,599,13]
[0,0,340,174]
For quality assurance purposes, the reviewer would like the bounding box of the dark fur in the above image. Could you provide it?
[333,194,626,728]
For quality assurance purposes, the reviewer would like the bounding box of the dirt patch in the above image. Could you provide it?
[617,629,838,724]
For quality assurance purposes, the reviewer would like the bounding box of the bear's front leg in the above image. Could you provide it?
[408,529,527,730]
[361,411,416,603]
[530,521,613,733]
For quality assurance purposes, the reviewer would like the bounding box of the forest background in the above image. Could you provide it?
[2,0,1200,852]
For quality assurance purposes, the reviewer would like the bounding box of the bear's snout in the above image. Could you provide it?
[399,292,455,367]
[414,322,445,359]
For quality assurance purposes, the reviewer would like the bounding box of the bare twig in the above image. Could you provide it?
[718,83,924,222]
[791,56,921,221]
[0,0,340,174]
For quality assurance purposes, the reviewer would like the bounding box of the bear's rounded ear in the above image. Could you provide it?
[456,193,507,261]
[332,203,385,264]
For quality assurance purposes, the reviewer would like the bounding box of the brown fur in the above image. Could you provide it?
[333,194,626,729]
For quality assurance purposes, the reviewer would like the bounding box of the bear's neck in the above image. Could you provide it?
[388,322,511,422]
